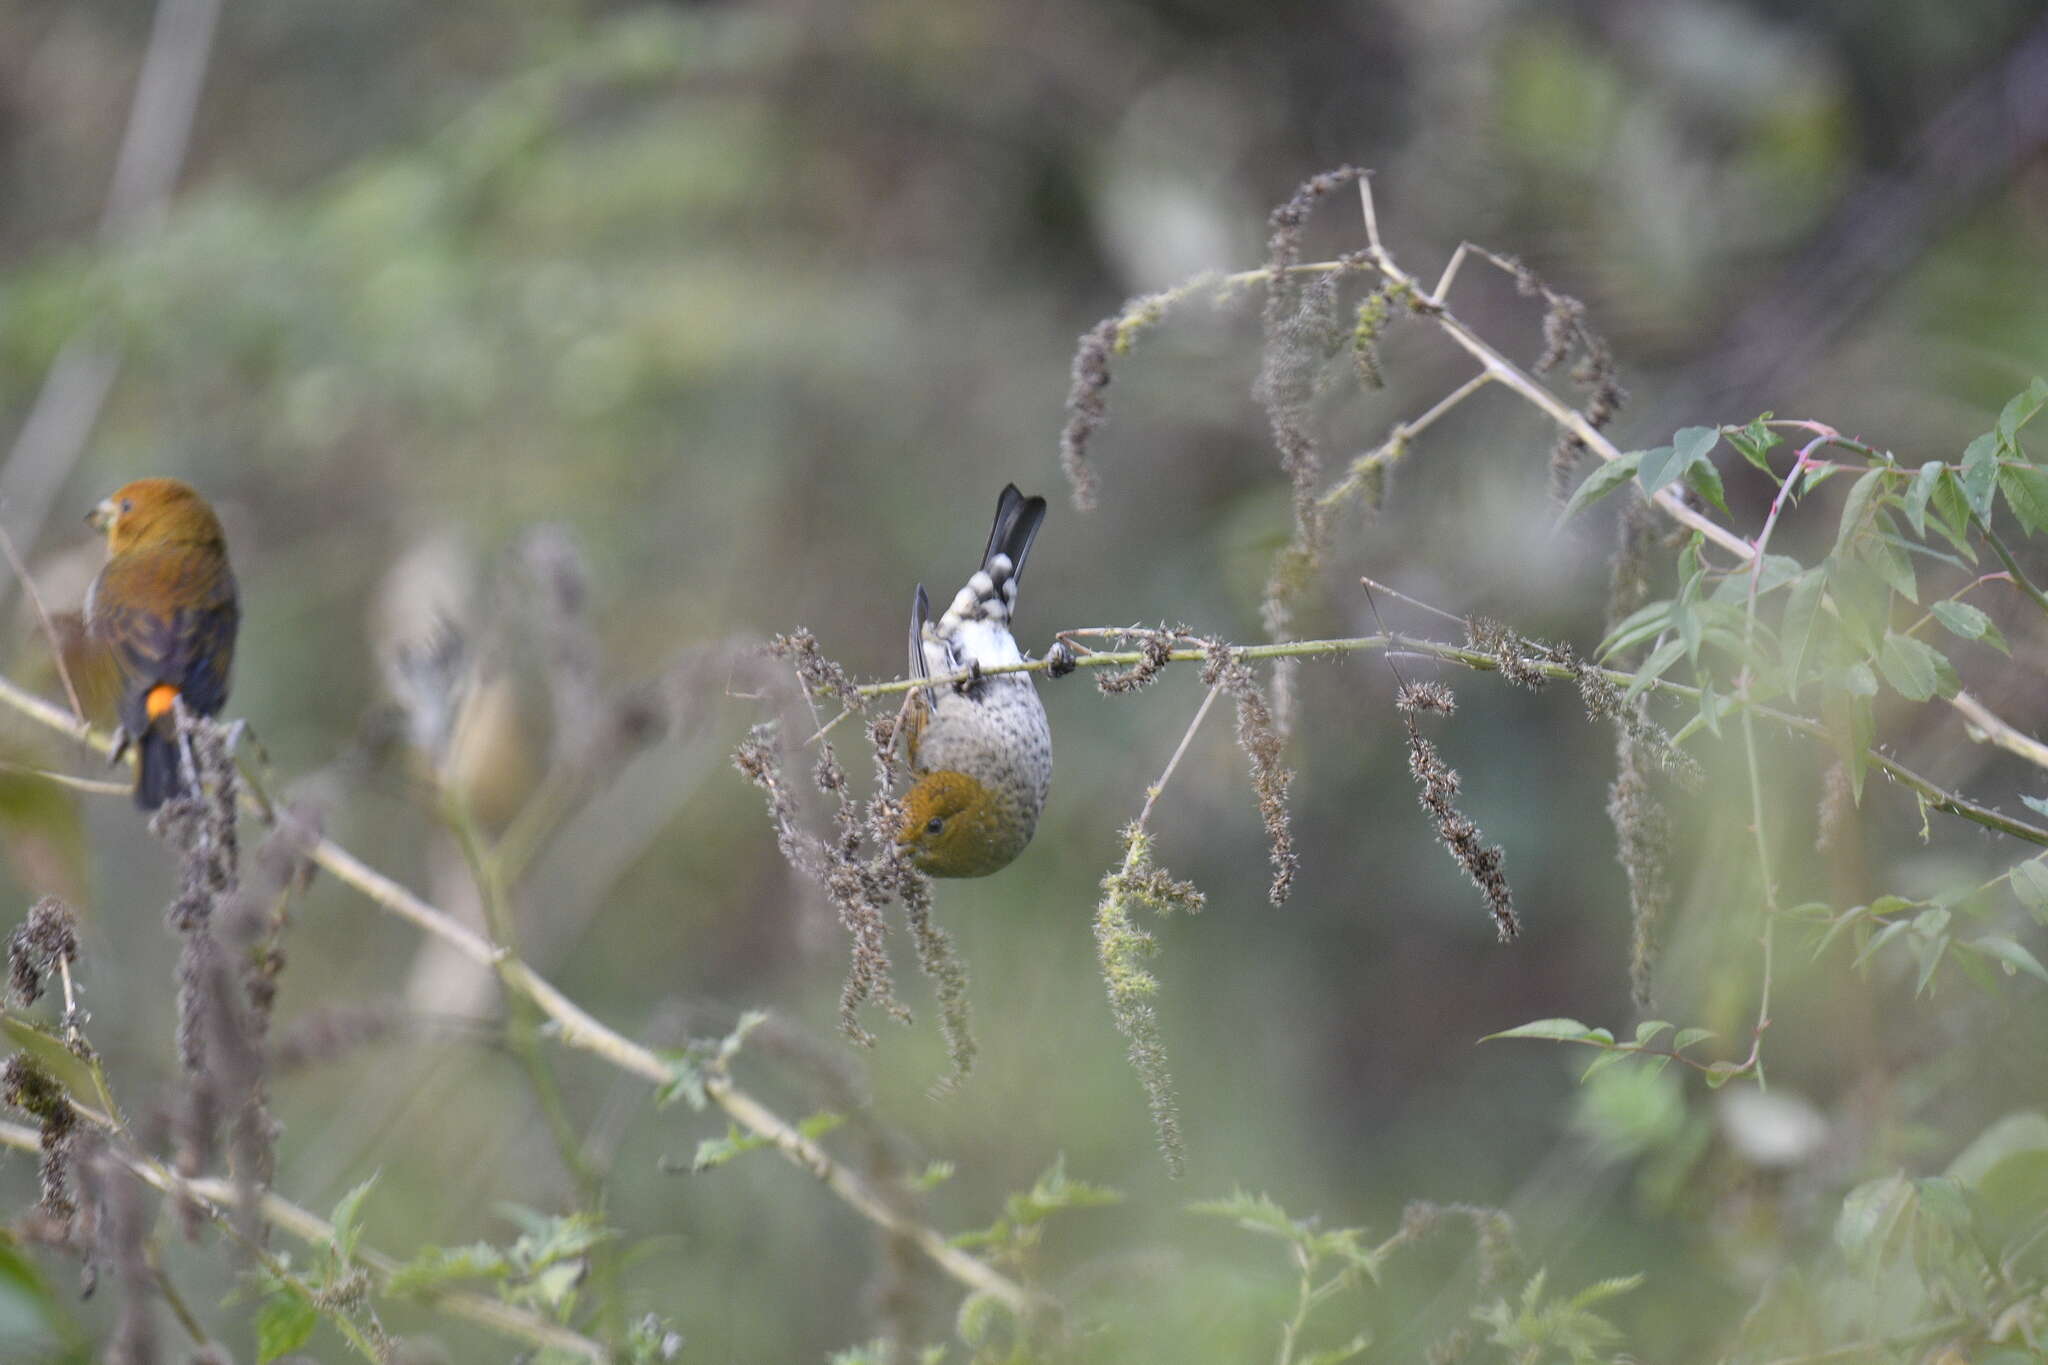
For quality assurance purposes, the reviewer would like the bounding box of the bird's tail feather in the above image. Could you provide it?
[981,484,1047,585]
[134,723,186,810]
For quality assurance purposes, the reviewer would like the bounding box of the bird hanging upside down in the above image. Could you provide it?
[84,478,240,809]
[897,484,1052,877]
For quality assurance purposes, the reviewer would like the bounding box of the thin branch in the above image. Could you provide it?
[0,522,83,722]
[1135,683,1224,831]
[1949,689,2048,770]
[1354,179,1755,562]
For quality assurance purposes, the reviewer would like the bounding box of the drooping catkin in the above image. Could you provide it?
[1094,825,1202,1175]
[1201,642,1297,906]
[1397,683,1519,943]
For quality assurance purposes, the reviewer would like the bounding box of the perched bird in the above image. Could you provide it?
[84,478,240,809]
[898,484,1052,877]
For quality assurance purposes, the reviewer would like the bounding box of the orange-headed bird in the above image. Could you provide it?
[84,479,239,809]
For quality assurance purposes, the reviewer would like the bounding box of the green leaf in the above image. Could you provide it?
[1562,450,1647,522]
[1971,935,2048,986]
[1684,459,1729,516]
[652,1012,765,1111]
[1598,599,1674,661]
[1728,414,1781,473]
[1297,1334,1373,1365]
[1703,1061,1745,1089]
[1930,599,2006,654]
[1904,460,1945,537]
[654,1054,707,1111]
[1671,1028,1714,1051]
[1579,1048,1633,1083]
[1623,638,1686,704]
[1671,424,1720,470]
[383,1242,507,1297]
[1835,1174,1914,1265]
[1824,687,1874,802]
[1961,432,2000,520]
[688,1123,772,1172]
[328,1175,377,1266]
[1996,376,2048,448]
[1857,532,1917,604]
[1633,1020,1672,1046]
[1634,444,1684,495]
[1778,567,1826,698]
[1929,469,1978,557]
[2012,860,2048,925]
[2024,794,2048,819]
[1831,468,1886,557]
[1876,631,1955,702]
[255,1294,318,1364]
[2001,463,2048,536]
[1947,1112,2048,1188]
[1187,1188,1296,1238]
[1481,1018,1606,1044]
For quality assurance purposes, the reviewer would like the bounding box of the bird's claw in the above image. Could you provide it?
[1045,640,1077,678]
[106,727,131,769]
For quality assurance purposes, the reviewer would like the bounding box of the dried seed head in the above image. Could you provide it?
[1201,642,1297,906]
[1060,317,1117,512]
[1395,681,1457,715]
[1096,630,1177,696]
[1609,733,1672,1009]
[7,896,80,1008]
[3,1053,79,1221]
[1403,705,1519,943]
[1095,825,1192,1174]
[1465,617,1548,690]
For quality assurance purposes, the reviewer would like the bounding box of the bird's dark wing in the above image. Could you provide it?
[90,545,239,732]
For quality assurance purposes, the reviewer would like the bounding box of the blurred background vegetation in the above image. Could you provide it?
[3,0,2048,1360]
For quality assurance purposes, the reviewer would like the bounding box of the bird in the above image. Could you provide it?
[83,478,240,809]
[897,484,1052,877]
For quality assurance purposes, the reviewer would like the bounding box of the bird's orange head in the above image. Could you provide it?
[898,769,1014,877]
[88,478,226,555]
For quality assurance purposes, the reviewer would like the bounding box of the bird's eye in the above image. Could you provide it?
[119,498,133,514]
[925,816,945,836]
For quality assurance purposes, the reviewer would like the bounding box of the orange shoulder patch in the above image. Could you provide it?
[145,682,180,721]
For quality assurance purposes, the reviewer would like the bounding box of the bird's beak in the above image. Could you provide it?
[86,499,115,534]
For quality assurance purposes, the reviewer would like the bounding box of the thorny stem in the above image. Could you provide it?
[1977,518,2048,620]
[832,631,2048,846]
[1746,435,1831,617]
[1727,435,1820,1086]
[1738,704,1777,1087]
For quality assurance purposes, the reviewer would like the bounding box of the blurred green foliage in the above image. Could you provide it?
[2,0,2048,1360]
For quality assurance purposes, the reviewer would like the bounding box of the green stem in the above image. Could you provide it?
[1977,518,2048,619]
[443,795,623,1347]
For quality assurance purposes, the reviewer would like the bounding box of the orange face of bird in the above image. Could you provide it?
[898,770,1009,877]
[87,477,226,555]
